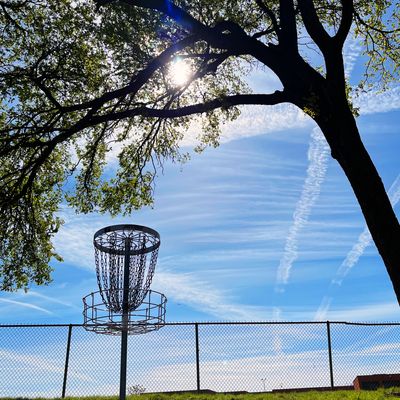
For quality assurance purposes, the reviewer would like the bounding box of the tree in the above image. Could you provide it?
[0,0,399,298]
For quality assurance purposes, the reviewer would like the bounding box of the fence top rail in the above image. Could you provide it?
[0,320,400,328]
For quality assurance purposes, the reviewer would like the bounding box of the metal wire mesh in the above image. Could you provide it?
[1,321,400,397]
[0,325,70,397]
[196,322,331,392]
[65,324,197,396]
[82,289,167,335]
[93,224,160,312]
[330,322,400,388]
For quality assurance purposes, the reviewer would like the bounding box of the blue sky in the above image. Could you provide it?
[1,35,400,325]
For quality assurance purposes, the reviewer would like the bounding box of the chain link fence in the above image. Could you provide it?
[1,321,400,397]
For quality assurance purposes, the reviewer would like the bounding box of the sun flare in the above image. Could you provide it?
[169,58,192,87]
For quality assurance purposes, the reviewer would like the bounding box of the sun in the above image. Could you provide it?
[168,58,192,87]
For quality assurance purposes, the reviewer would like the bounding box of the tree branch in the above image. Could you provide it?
[334,0,353,47]
[252,27,276,40]
[97,0,282,86]
[64,34,199,113]
[298,0,331,53]
[0,1,27,31]
[81,91,289,125]
[112,0,207,34]
[32,77,63,110]
[298,0,349,88]
[353,6,400,35]
[255,0,279,34]
[279,0,298,52]
[99,0,257,51]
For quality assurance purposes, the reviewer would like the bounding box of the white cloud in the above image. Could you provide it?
[0,348,92,381]
[324,302,400,322]
[0,298,53,315]
[0,346,94,397]
[141,348,331,392]
[220,104,310,143]
[152,270,273,321]
[355,86,400,115]
[357,342,400,356]
[3,320,400,396]
[23,291,75,308]
[331,228,372,286]
[343,32,400,115]
[180,103,311,147]
[388,174,400,205]
[144,338,400,392]
[343,34,363,78]
[275,128,330,290]
[54,208,275,321]
[313,296,332,321]
[53,208,111,270]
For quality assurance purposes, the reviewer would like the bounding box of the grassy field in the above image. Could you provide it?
[3,390,400,400]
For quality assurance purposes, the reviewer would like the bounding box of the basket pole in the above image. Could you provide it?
[119,238,131,400]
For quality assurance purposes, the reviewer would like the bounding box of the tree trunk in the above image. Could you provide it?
[316,99,400,304]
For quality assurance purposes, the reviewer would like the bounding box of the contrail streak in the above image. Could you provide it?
[275,128,330,290]
[0,298,54,315]
[314,174,400,319]
[333,173,400,285]
[274,34,362,295]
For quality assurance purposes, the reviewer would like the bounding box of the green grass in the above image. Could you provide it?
[3,389,400,400]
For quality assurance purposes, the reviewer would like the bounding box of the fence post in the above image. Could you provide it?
[326,321,334,389]
[62,324,73,398]
[195,323,200,392]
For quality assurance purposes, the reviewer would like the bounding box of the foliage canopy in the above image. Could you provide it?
[0,0,399,292]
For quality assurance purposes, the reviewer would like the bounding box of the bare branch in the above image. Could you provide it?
[32,77,63,110]
[298,0,331,53]
[334,0,353,47]
[252,27,276,39]
[279,0,298,51]
[255,0,279,33]
[353,7,400,35]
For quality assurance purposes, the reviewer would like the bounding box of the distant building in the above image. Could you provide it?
[353,374,400,390]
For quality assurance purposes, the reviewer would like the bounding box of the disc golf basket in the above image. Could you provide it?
[83,224,167,400]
